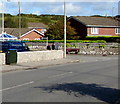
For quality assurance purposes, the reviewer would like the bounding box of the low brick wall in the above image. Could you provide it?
[0,50,63,65]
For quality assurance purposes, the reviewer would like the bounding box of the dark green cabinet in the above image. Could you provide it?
[6,50,17,65]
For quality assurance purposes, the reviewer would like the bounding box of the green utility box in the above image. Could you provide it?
[6,50,17,65]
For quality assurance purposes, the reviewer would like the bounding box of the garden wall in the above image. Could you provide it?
[0,50,63,65]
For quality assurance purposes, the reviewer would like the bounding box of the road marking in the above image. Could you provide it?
[0,81,34,92]
[49,72,73,78]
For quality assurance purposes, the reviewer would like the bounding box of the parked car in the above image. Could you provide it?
[0,41,29,53]
[66,48,80,54]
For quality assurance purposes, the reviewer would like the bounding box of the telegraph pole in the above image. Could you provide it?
[64,1,66,58]
[2,0,4,34]
[18,0,21,39]
[1,0,11,34]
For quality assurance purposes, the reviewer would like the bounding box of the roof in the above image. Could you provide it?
[0,32,18,41]
[0,28,31,37]
[71,16,120,27]
[0,22,47,37]
[20,28,45,38]
[28,22,48,28]
[0,28,46,38]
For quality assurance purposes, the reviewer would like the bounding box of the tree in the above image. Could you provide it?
[46,18,77,40]
[115,15,120,18]
[66,22,77,39]
[45,19,64,39]
[91,15,103,17]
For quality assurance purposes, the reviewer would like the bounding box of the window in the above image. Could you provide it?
[116,28,120,34]
[91,28,99,34]
[23,38,29,40]
[35,38,40,40]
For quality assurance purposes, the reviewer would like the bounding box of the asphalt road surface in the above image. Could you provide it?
[2,55,119,103]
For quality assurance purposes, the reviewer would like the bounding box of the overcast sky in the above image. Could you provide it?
[1,0,119,16]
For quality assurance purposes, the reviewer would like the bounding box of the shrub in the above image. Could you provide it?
[66,43,71,47]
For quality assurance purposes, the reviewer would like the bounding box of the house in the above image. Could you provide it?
[20,28,46,40]
[20,22,47,40]
[1,28,30,37]
[1,22,47,40]
[67,16,120,38]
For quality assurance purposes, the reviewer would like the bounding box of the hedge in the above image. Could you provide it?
[86,36,120,42]
[24,40,106,43]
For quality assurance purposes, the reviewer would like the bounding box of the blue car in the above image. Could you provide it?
[0,41,29,53]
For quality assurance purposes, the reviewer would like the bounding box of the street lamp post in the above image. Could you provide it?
[64,1,66,58]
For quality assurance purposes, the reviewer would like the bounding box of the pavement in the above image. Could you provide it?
[1,54,118,73]
[1,58,80,73]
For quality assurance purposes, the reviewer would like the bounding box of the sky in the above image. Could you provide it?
[0,0,119,16]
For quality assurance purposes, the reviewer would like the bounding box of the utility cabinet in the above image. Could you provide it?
[6,50,17,65]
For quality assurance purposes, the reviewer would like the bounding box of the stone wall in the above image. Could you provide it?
[78,43,119,55]
[27,42,119,55]
[0,50,63,65]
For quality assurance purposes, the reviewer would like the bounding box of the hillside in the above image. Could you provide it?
[0,14,119,28]
[1,14,64,28]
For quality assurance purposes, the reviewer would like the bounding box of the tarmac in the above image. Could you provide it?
[1,58,80,73]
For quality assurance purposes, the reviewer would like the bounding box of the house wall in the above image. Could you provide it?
[20,31,43,40]
[68,18,87,39]
[87,27,119,36]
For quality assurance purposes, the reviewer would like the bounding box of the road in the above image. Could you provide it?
[2,55,119,103]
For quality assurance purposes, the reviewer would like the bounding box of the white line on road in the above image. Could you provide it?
[0,81,34,92]
[48,72,73,78]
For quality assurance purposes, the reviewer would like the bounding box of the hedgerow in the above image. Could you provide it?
[24,40,106,43]
[86,36,120,42]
